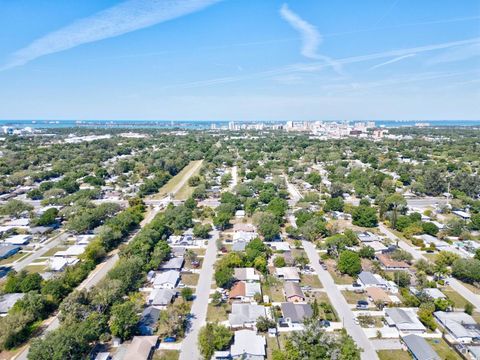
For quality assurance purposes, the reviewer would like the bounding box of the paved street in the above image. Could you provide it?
[302,241,379,360]
[379,223,480,310]
[179,230,218,360]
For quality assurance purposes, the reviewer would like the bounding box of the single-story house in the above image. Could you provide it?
[230,330,266,360]
[232,241,247,252]
[434,311,480,344]
[357,271,382,288]
[468,346,480,360]
[234,268,260,282]
[0,293,25,315]
[0,245,20,260]
[94,353,111,360]
[376,254,410,270]
[235,210,246,218]
[275,267,300,282]
[123,336,159,360]
[29,226,53,236]
[148,288,176,308]
[138,307,161,335]
[171,247,186,258]
[402,334,440,360]
[280,302,312,328]
[3,234,32,245]
[368,241,388,253]
[229,303,266,328]
[229,281,262,302]
[54,244,87,257]
[159,257,184,271]
[233,231,257,243]
[452,210,471,220]
[76,234,95,245]
[419,288,446,300]
[152,270,180,289]
[284,282,305,303]
[265,242,291,252]
[366,287,392,305]
[357,231,380,243]
[6,218,29,228]
[49,257,78,272]
[233,223,256,233]
[385,308,426,334]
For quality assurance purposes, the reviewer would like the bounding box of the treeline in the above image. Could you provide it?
[0,205,144,351]
[27,203,194,359]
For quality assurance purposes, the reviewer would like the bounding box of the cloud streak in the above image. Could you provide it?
[279,3,342,74]
[369,54,415,70]
[162,37,480,89]
[0,0,220,71]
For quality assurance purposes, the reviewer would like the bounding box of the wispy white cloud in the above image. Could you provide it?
[279,3,343,74]
[426,42,480,65]
[163,37,480,89]
[0,0,220,71]
[369,54,415,70]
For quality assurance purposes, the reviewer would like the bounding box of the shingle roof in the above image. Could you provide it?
[124,336,158,360]
[230,330,266,358]
[229,303,266,327]
[280,302,313,323]
[284,282,304,300]
[402,335,440,360]
[358,271,380,286]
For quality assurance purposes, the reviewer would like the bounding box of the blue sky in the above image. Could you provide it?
[0,0,479,121]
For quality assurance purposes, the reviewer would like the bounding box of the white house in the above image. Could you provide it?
[152,270,180,289]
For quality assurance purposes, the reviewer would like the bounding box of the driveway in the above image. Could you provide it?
[179,230,218,360]
[303,241,379,360]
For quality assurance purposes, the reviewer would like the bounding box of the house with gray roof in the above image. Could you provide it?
[402,334,440,360]
[283,282,305,303]
[230,330,266,360]
[385,308,426,334]
[234,268,260,282]
[159,257,184,271]
[280,303,313,329]
[138,307,161,335]
[229,303,266,329]
[148,288,176,308]
[434,311,480,344]
[0,293,25,315]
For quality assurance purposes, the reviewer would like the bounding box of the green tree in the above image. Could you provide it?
[352,206,378,227]
[109,300,139,341]
[181,287,194,301]
[337,250,361,277]
[198,323,232,360]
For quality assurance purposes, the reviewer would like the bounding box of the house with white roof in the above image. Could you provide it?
[385,308,426,334]
[147,288,176,308]
[275,267,300,282]
[230,330,266,360]
[234,268,260,282]
[434,311,480,344]
[152,270,180,289]
[3,234,32,245]
[54,244,86,257]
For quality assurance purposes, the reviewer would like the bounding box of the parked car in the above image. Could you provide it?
[356,300,369,310]
[163,337,177,343]
[319,319,330,328]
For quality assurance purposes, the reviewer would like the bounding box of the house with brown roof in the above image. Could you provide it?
[366,287,391,306]
[233,223,256,233]
[229,281,262,302]
[376,253,409,270]
[284,282,305,303]
[123,336,159,360]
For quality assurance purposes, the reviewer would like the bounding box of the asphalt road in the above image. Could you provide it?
[179,230,218,360]
[379,223,480,310]
[302,241,379,360]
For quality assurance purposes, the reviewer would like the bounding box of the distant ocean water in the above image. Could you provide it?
[1,119,480,129]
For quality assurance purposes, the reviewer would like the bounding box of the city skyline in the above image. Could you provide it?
[1,0,479,120]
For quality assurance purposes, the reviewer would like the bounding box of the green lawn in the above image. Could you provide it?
[427,338,461,360]
[266,333,288,360]
[42,245,68,257]
[341,290,367,304]
[263,282,285,302]
[25,264,46,273]
[181,273,199,286]
[153,350,179,360]
[152,160,203,199]
[443,286,471,309]
[206,303,230,323]
[377,350,412,360]
[300,274,322,288]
